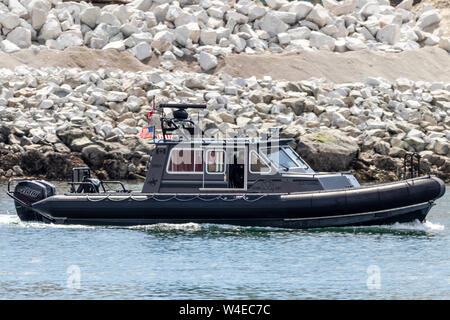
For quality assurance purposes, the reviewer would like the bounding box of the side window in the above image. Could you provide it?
[250,151,271,174]
[168,149,203,173]
[206,150,225,174]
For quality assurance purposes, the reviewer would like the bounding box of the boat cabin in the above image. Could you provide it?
[141,104,359,194]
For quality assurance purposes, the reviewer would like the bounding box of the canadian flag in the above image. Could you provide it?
[147,99,156,119]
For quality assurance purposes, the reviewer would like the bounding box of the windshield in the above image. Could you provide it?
[282,146,308,168]
[263,146,308,169]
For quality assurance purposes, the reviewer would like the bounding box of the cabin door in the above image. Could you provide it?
[201,146,247,191]
[226,147,247,190]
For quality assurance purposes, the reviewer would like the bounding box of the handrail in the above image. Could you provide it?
[7,178,28,193]
[100,181,127,193]
[403,153,421,180]
[67,181,128,193]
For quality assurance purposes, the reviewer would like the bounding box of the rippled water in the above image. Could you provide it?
[0,181,449,299]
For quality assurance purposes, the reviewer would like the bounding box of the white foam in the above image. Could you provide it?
[0,213,20,225]
[388,219,445,232]
[129,222,202,232]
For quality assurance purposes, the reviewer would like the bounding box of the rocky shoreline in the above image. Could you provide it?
[0,66,449,183]
[0,0,449,72]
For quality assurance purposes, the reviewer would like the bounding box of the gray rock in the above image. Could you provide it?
[259,12,289,37]
[297,129,359,171]
[309,31,335,50]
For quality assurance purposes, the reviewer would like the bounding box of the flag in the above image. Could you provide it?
[147,98,156,119]
[139,126,154,139]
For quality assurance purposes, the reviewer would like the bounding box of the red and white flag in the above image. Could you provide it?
[147,98,156,119]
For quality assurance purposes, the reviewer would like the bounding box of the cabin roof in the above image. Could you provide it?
[149,137,295,145]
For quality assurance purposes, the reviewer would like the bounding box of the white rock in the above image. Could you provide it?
[309,31,335,50]
[97,12,121,28]
[288,26,311,40]
[0,39,20,53]
[130,42,152,60]
[423,34,439,46]
[273,11,297,25]
[334,38,347,52]
[360,2,380,18]
[153,30,174,51]
[376,24,400,45]
[259,12,289,37]
[120,23,140,37]
[306,4,330,27]
[278,33,291,45]
[31,7,48,30]
[345,37,367,50]
[397,0,413,10]
[132,0,153,11]
[54,30,83,49]
[322,0,356,16]
[39,99,54,109]
[175,12,198,28]
[39,18,62,41]
[439,37,450,52]
[200,28,217,45]
[248,5,266,21]
[106,91,128,102]
[154,4,170,22]
[103,40,125,51]
[288,2,313,20]
[80,7,101,29]
[0,12,20,30]
[7,27,32,49]
[162,51,176,60]
[266,0,285,10]
[230,34,246,53]
[198,51,218,71]
[417,9,442,30]
[8,0,28,18]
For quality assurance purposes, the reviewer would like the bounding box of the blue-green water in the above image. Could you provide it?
[0,181,449,299]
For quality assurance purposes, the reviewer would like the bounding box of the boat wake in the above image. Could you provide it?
[388,220,445,232]
[0,212,444,235]
[0,212,20,225]
[128,222,202,232]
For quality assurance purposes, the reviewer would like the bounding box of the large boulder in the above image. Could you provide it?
[288,2,313,20]
[306,4,330,27]
[296,129,359,172]
[0,12,20,30]
[29,0,51,30]
[259,12,289,37]
[21,149,46,175]
[309,31,335,50]
[6,27,32,49]
[130,42,152,60]
[376,24,400,45]
[80,6,101,28]
[43,152,72,180]
[82,145,107,168]
[39,17,62,41]
[417,9,441,30]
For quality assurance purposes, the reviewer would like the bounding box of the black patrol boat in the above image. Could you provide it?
[6,104,446,229]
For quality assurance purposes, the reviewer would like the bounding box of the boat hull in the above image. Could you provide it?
[11,176,446,229]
